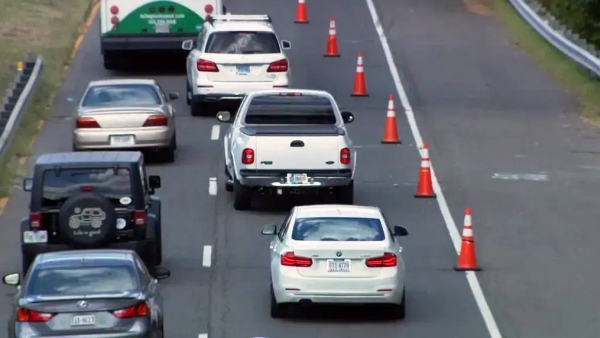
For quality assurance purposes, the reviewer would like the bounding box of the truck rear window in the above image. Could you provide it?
[245,95,337,124]
[205,32,281,54]
[42,168,132,208]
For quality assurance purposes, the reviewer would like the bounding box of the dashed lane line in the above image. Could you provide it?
[208,177,217,196]
[202,246,212,268]
[210,125,220,140]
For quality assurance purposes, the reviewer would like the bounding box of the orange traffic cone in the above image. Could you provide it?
[414,143,436,198]
[454,208,481,271]
[324,16,340,57]
[294,0,309,24]
[350,52,368,96]
[381,95,401,144]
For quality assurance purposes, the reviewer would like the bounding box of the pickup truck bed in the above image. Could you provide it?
[240,125,346,136]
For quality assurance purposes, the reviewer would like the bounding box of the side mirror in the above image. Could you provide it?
[154,267,171,280]
[181,40,194,50]
[393,225,409,237]
[23,178,33,192]
[3,273,20,286]
[168,92,180,100]
[149,175,161,189]
[261,224,277,235]
[281,40,292,50]
[341,111,354,124]
[216,111,232,122]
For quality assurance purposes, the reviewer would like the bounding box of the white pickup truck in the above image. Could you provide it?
[216,89,356,210]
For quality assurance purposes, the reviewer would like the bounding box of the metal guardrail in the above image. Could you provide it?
[0,54,44,162]
[509,0,600,77]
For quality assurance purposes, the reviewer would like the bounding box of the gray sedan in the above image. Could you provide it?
[72,79,179,162]
[2,249,170,337]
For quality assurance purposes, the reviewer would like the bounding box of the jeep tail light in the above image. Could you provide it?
[365,252,397,267]
[197,59,219,72]
[76,117,100,128]
[29,212,42,230]
[113,302,149,319]
[241,148,254,165]
[204,4,214,13]
[280,252,312,267]
[16,308,54,322]
[143,115,168,127]
[133,210,146,226]
[340,148,351,164]
[267,59,288,72]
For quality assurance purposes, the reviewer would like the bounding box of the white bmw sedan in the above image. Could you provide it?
[261,204,409,319]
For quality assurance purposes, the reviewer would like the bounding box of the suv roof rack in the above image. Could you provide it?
[210,14,272,24]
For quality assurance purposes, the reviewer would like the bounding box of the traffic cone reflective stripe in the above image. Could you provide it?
[381,95,401,144]
[294,0,309,23]
[351,52,368,96]
[324,17,340,57]
[414,143,436,198]
[454,208,481,271]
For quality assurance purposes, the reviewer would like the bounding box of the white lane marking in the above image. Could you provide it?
[364,1,503,337]
[492,173,549,181]
[211,125,220,140]
[199,334,208,338]
[208,177,217,196]
[202,246,212,267]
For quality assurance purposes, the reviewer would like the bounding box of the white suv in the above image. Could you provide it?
[182,15,292,116]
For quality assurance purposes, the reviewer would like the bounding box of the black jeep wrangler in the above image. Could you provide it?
[20,151,163,275]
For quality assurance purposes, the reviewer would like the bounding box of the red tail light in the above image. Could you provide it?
[143,115,168,127]
[340,148,351,165]
[241,148,254,164]
[76,117,100,129]
[267,59,288,72]
[16,308,54,322]
[110,6,119,14]
[29,212,42,230]
[158,6,165,12]
[280,252,313,267]
[133,210,147,226]
[365,253,397,267]
[111,16,119,25]
[113,302,149,319]
[80,185,95,192]
[197,59,219,72]
[205,4,214,13]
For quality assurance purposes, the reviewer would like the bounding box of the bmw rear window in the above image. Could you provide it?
[205,31,281,54]
[245,95,337,124]
[291,217,386,241]
[81,84,161,107]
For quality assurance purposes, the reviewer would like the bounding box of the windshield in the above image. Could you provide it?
[81,84,161,107]
[245,95,337,124]
[26,265,138,296]
[205,31,280,54]
[291,217,386,241]
[42,168,132,208]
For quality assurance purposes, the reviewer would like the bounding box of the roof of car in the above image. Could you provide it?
[88,78,156,87]
[295,205,382,219]
[211,21,274,32]
[35,151,142,166]
[34,249,136,269]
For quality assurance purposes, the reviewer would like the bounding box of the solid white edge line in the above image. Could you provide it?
[198,334,208,338]
[208,177,217,196]
[202,246,212,267]
[211,125,220,140]
[364,1,503,337]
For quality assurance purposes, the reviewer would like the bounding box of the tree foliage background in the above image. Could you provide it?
[538,0,600,47]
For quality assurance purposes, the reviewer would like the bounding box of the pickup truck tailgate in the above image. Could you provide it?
[255,136,341,170]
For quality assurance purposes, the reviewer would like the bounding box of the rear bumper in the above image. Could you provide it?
[73,127,172,149]
[237,169,352,188]
[101,34,194,52]
[191,79,289,98]
[12,329,150,338]
[22,240,154,261]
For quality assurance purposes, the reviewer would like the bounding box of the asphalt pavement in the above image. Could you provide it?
[1,0,599,337]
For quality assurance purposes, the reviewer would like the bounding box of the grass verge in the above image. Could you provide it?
[491,0,600,121]
[0,0,97,200]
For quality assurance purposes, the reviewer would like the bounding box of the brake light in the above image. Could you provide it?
[16,308,54,322]
[241,148,254,165]
[205,4,214,13]
[278,92,302,96]
[76,117,100,128]
[158,6,165,12]
[280,252,312,267]
[365,253,397,267]
[340,148,351,164]
[29,212,42,230]
[133,210,146,226]
[197,59,219,72]
[143,115,168,127]
[267,59,288,72]
[111,16,119,25]
[110,6,119,14]
[80,185,95,192]
[113,302,149,319]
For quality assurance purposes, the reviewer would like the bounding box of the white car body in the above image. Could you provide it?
[262,205,409,318]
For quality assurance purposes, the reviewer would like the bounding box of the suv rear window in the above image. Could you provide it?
[205,31,281,54]
[81,84,161,107]
[42,168,132,208]
[291,217,385,241]
[245,95,336,124]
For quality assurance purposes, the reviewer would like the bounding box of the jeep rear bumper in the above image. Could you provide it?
[22,240,154,262]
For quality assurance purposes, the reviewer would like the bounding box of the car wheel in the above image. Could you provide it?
[173,132,178,150]
[103,52,118,70]
[390,287,406,320]
[233,177,251,210]
[270,284,288,318]
[224,165,233,192]
[21,253,33,276]
[154,220,163,266]
[335,181,354,204]
[161,137,176,163]
[190,101,203,116]
[186,82,192,105]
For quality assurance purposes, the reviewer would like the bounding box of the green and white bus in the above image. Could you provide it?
[100,0,225,69]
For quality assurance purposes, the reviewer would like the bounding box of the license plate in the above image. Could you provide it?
[71,314,95,326]
[288,173,308,184]
[110,135,134,146]
[327,259,351,272]
[236,65,250,75]
[155,24,169,33]
[23,231,48,244]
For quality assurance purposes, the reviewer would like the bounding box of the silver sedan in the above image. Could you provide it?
[261,204,409,319]
[72,79,179,162]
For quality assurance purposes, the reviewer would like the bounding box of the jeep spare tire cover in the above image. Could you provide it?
[58,192,117,246]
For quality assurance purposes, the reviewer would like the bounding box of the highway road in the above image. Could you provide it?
[2,0,600,337]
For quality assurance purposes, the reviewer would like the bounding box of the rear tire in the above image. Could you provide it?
[335,181,354,204]
[21,253,33,276]
[224,165,233,192]
[160,137,176,163]
[270,284,288,318]
[390,287,406,320]
[186,82,192,105]
[103,52,119,70]
[233,177,251,210]
[191,101,203,116]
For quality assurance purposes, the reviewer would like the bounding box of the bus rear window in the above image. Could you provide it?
[245,95,336,125]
